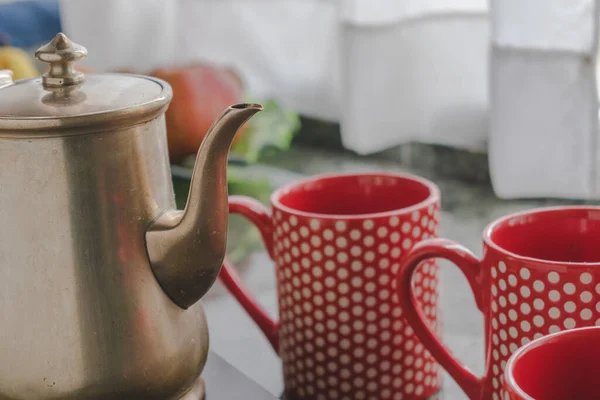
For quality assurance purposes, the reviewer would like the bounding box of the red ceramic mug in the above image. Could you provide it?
[397,206,600,400]
[220,172,443,399]
[504,326,600,399]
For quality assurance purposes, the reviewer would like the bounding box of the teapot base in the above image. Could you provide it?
[178,376,205,400]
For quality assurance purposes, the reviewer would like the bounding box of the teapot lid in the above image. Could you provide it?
[0,33,171,135]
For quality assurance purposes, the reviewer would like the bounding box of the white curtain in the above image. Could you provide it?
[60,0,600,199]
[489,0,599,199]
[59,0,488,151]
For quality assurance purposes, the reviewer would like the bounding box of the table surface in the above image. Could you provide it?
[204,351,278,399]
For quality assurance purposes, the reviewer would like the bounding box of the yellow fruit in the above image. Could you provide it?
[0,47,39,80]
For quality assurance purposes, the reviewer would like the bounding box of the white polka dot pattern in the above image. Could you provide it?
[488,262,600,400]
[273,203,442,399]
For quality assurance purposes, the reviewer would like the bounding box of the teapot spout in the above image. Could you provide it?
[146,103,262,309]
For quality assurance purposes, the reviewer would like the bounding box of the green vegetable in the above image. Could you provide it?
[227,165,273,204]
[230,97,301,163]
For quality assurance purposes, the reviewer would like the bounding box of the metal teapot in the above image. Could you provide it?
[0,33,261,399]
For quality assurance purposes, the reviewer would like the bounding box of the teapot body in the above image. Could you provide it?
[0,32,263,400]
[0,116,208,399]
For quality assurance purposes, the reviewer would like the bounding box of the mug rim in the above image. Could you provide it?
[504,326,600,400]
[270,171,440,220]
[483,205,600,267]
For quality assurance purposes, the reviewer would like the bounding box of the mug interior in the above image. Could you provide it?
[272,173,436,216]
[487,207,600,263]
[508,328,600,399]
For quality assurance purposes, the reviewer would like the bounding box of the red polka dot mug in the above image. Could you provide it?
[504,326,600,400]
[219,172,443,399]
[397,206,600,400]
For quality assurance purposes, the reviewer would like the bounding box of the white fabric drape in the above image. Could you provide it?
[489,0,600,199]
[60,0,342,121]
[59,0,488,152]
[60,0,600,199]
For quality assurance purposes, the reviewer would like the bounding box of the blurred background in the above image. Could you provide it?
[1,0,599,398]
[3,0,599,199]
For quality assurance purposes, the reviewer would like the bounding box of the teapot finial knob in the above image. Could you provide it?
[35,32,87,88]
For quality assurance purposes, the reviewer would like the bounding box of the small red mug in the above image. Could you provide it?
[220,172,443,399]
[396,206,600,400]
[504,326,600,399]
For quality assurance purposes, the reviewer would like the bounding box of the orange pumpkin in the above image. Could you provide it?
[150,64,246,162]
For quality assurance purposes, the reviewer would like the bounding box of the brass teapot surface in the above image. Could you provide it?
[0,33,261,400]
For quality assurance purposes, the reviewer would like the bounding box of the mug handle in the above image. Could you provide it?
[396,238,486,400]
[218,195,279,353]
